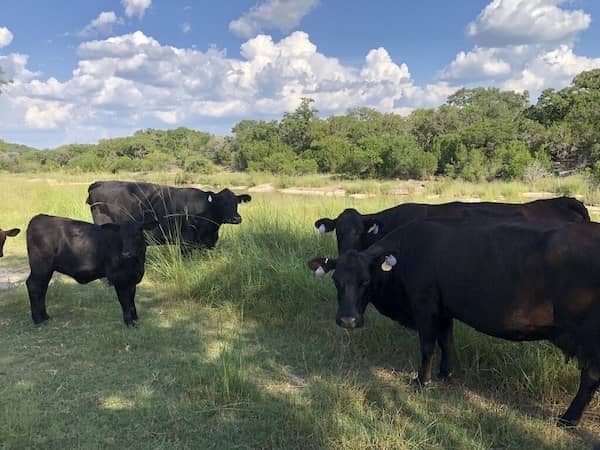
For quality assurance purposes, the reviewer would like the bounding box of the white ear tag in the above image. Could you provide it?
[208,195,213,203]
[318,224,326,233]
[368,224,379,234]
[381,255,397,272]
[315,266,326,277]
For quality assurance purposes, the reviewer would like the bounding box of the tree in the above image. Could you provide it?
[279,97,319,154]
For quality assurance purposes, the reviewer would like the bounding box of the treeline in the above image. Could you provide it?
[1,69,599,181]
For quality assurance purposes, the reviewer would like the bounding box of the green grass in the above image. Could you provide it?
[0,172,599,449]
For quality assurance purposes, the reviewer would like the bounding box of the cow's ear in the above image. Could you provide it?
[101,223,121,233]
[314,218,336,233]
[237,194,252,204]
[364,219,382,235]
[378,254,397,272]
[5,228,20,237]
[307,257,336,277]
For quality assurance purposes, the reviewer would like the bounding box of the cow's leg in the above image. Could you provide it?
[413,326,437,387]
[558,366,600,427]
[437,317,453,380]
[130,286,138,321]
[114,284,137,327]
[26,271,53,324]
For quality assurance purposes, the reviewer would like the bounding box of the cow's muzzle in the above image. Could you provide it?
[337,316,362,329]
[226,216,242,225]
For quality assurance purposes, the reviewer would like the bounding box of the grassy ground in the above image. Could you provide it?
[0,172,599,449]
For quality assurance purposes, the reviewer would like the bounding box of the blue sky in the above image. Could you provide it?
[1,0,600,148]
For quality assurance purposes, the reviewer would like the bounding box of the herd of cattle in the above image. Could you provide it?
[1,180,599,429]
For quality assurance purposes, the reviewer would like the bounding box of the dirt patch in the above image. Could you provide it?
[521,192,555,199]
[248,183,275,193]
[387,180,427,196]
[349,193,376,199]
[0,268,29,290]
[279,187,345,197]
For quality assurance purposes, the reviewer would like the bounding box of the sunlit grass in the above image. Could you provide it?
[0,171,598,449]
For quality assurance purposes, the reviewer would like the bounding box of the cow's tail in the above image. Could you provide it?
[86,181,102,205]
[565,197,591,222]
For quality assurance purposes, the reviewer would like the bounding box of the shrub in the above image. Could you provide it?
[445,147,486,182]
[494,141,533,180]
[183,154,214,174]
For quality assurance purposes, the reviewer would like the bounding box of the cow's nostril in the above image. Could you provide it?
[338,316,358,328]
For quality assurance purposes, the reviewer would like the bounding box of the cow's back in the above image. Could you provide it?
[87,181,168,224]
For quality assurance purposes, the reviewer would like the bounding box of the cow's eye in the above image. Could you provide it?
[359,280,369,287]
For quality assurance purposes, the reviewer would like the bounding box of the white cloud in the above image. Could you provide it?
[121,0,151,19]
[2,30,452,146]
[440,47,512,82]
[80,11,122,37]
[229,0,318,38]
[503,45,600,93]
[0,53,39,81]
[182,22,191,34]
[467,0,591,46]
[24,102,73,129]
[439,0,600,100]
[0,26,14,48]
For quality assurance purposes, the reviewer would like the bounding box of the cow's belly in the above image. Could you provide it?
[449,296,556,342]
[59,269,102,284]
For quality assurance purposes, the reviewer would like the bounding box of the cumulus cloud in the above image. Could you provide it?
[1,30,455,146]
[467,0,591,47]
[229,0,318,38]
[0,26,13,48]
[502,45,600,93]
[439,0,600,100]
[80,11,122,37]
[440,47,512,82]
[24,102,74,129]
[121,0,151,19]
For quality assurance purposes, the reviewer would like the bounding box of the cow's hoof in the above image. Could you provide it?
[410,377,431,390]
[557,416,578,428]
[33,316,50,326]
[126,320,138,329]
[437,371,453,382]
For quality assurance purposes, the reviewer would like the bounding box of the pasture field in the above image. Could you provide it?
[0,171,599,449]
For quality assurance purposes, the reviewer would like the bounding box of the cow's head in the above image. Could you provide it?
[307,250,397,329]
[208,189,252,225]
[101,220,158,259]
[315,208,383,254]
[0,227,20,258]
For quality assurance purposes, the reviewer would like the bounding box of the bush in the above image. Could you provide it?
[445,147,486,182]
[66,153,107,172]
[183,154,214,174]
[494,141,533,180]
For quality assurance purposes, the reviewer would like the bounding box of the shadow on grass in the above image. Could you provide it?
[1,221,598,449]
[139,224,598,448]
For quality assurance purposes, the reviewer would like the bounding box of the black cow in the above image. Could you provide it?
[0,226,20,257]
[26,214,157,327]
[86,181,251,251]
[315,197,590,254]
[308,219,600,427]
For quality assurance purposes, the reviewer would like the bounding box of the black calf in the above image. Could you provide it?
[26,214,156,327]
